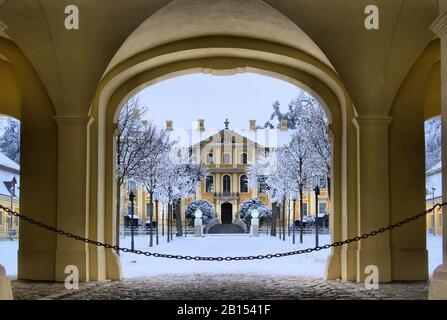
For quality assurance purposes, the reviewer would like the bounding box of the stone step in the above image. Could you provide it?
[208,223,245,234]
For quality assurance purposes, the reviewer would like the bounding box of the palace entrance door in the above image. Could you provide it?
[221,203,233,224]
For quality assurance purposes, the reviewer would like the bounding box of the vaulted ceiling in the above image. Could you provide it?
[0,0,440,116]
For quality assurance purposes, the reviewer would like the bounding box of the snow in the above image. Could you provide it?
[0,234,444,279]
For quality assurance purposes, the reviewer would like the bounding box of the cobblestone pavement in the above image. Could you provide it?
[11,274,429,300]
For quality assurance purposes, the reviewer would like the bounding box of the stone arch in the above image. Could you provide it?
[388,39,441,280]
[88,0,358,282]
[0,36,58,281]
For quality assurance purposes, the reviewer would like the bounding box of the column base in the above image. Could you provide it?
[105,250,123,281]
[88,247,106,281]
[341,246,357,281]
[324,247,341,280]
[18,249,55,281]
[55,249,89,282]
[429,264,447,300]
[391,249,428,281]
[0,265,13,300]
[357,248,392,283]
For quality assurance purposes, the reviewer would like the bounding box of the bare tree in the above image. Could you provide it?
[116,98,163,248]
[135,129,173,247]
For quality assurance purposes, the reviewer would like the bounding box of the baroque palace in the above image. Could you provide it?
[120,119,330,229]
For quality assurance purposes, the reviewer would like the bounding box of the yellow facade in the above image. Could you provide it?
[119,121,330,227]
[0,196,20,239]
[426,198,443,236]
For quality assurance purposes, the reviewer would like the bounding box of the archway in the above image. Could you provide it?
[88,0,357,282]
[0,35,58,283]
[221,203,233,224]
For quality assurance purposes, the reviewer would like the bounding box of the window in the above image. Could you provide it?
[302,203,308,216]
[439,213,443,227]
[241,153,248,164]
[240,175,248,193]
[319,203,327,215]
[264,148,270,156]
[206,176,214,193]
[259,176,268,194]
[128,180,136,193]
[223,153,231,165]
[320,176,327,188]
[223,175,231,193]
[206,153,214,164]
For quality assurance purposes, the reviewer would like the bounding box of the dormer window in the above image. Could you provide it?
[206,153,214,164]
[223,153,231,165]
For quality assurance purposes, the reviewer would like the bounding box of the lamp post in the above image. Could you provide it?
[7,177,17,241]
[292,192,297,244]
[313,176,321,247]
[128,180,137,251]
[299,183,304,244]
[161,205,165,237]
[154,191,160,245]
[432,187,436,235]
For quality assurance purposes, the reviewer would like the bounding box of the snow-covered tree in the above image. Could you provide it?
[263,89,332,188]
[135,128,173,247]
[159,156,209,236]
[116,98,169,247]
[0,117,20,164]
[425,117,441,170]
[239,198,272,225]
[185,200,215,225]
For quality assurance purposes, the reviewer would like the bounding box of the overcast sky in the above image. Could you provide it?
[136,73,301,131]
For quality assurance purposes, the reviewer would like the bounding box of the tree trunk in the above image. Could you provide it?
[282,197,286,241]
[116,179,121,254]
[149,191,154,247]
[175,200,183,237]
[271,203,277,236]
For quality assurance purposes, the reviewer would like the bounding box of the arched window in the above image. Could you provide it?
[205,176,214,193]
[223,153,231,165]
[206,153,214,164]
[241,153,248,164]
[223,175,231,193]
[240,175,248,193]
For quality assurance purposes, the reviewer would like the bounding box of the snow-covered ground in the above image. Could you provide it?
[120,233,331,278]
[0,234,444,279]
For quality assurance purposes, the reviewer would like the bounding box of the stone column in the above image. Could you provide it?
[429,4,447,299]
[353,116,393,283]
[54,116,93,282]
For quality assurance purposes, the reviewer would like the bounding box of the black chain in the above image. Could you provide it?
[1,202,445,261]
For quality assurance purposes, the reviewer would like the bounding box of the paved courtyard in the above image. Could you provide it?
[11,275,429,300]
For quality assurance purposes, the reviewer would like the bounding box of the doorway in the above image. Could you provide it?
[221,203,233,224]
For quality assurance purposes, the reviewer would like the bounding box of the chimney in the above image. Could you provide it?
[249,120,257,131]
[280,120,288,131]
[166,120,173,131]
[198,119,205,131]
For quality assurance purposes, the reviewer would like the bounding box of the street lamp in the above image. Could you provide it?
[5,177,17,241]
[128,179,137,251]
[154,191,160,245]
[292,192,297,244]
[299,183,304,244]
[432,187,436,236]
[313,175,321,247]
